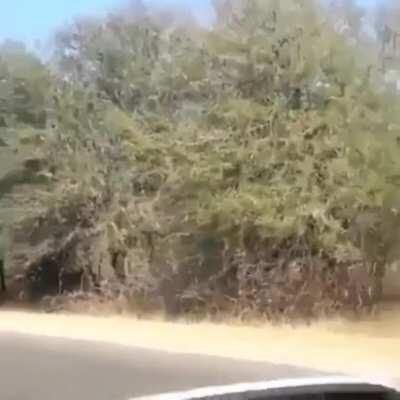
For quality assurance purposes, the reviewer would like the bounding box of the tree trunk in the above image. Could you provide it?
[0,259,6,292]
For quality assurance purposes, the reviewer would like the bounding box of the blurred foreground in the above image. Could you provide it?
[0,305,399,386]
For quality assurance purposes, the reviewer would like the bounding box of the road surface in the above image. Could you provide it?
[0,332,320,400]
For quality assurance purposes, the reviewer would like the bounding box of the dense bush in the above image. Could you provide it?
[2,0,400,320]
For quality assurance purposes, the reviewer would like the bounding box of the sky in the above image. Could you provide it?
[0,0,381,45]
[0,0,212,45]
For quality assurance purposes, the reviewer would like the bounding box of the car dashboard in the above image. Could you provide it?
[131,376,400,400]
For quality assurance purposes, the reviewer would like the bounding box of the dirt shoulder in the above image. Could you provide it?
[0,307,399,388]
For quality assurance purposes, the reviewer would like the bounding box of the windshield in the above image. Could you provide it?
[0,1,399,400]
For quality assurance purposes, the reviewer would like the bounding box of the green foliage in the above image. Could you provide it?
[0,41,55,269]
[2,0,400,316]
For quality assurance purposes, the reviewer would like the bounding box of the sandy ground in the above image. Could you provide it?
[1,305,399,388]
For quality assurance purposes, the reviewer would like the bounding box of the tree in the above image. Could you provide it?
[0,40,55,289]
[2,0,400,318]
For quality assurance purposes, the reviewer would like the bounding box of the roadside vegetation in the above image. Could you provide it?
[1,0,400,321]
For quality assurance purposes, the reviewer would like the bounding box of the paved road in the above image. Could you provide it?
[0,332,321,400]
